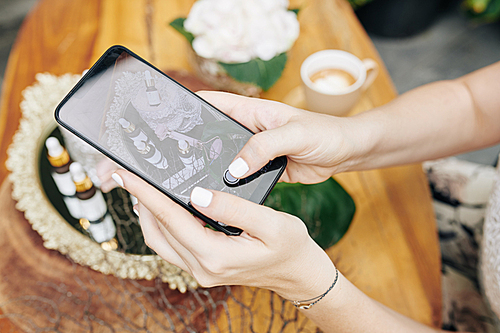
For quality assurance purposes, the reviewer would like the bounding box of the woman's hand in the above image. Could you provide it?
[98,91,371,193]
[96,158,121,193]
[197,91,371,184]
[111,169,440,333]
[112,170,337,301]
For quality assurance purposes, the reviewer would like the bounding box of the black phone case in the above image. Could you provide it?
[54,45,287,236]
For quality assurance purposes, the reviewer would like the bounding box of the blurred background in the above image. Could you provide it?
[0,0,499,164]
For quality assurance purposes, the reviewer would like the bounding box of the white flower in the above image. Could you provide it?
[184,0,299,63]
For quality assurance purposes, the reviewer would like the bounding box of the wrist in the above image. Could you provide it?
[326,114,376,173]
[336,109,385,172]
[272,238,337,302]
[291,267,339,309]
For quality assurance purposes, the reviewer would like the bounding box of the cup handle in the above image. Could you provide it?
[361,59,379,91]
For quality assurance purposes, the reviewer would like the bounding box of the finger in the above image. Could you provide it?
[228,123,303,179]
[194,216,207,227]
[96,158,120,182]
[140,204,207,276]
[190,187,281,239]
[137,203,189,272]
[112,170,209,254]
[96,158,122,193]
[197,91,304,179]
[196,91,295,133]
[100,179,119,193]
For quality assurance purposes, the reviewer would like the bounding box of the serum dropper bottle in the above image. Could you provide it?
[144,70,161,106]
[45,137,81,219]
[119,118,154,147]
[70,162,116,244]
[177,140,196,172]
[135,140,169,169]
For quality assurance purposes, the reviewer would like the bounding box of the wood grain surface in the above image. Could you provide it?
[0,0,442,331]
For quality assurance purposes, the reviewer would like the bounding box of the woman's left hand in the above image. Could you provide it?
[112,169,336,302]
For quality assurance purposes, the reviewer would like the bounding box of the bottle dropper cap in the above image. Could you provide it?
[70,162,94,192]
[46,137,70,167]
[135,141,151,155]
[46,137,64,157]
[119,118,135,133]
[135,141,147,150]
[145,70,155,87]
[178,140,190,154]
[119,118,130,128]
[70,162,87,182]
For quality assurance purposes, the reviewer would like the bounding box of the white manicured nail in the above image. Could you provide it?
[111,173,124,187]
[228,157,249,178]
[191,187,213,208]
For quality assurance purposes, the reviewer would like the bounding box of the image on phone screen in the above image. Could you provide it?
[56,46,286,234]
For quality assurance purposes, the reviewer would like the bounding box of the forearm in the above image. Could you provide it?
[301,272,441,333]
[344,62,500,171]
[276,242,441,333]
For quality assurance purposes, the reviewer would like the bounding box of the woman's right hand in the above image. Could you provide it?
[99,91,370,192]
[197,91,371,184]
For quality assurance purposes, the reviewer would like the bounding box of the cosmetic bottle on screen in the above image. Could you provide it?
[119,118,150,145]
[45,137,82,219]
[144,70,161,106]
[70,162,116,244]
[134,140,169,169]
[177,140,196,172]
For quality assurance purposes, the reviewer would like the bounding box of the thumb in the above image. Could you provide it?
[228,122,304,179]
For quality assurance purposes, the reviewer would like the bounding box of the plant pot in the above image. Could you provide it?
[187,47,262,97]
[355,0,446,37]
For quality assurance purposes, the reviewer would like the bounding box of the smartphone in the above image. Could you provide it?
[55,45,287,236]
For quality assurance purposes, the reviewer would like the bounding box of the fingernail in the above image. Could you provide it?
[228,157,249,178]
[111,173,124,187]
[133,205,139,216]
[191,187,213,208]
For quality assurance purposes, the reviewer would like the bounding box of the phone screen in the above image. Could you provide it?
[56,46,286,234]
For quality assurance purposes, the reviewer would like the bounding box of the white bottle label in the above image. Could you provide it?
[130,131,149,145]
[88,214,116,243]
[79,190,107,221]
[51,172,76,196]
[155,157,169,169]
[146,91,161,106]
[145,149,162,165]
[62,196,82,219]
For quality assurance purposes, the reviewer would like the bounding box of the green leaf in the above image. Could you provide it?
[289,8,300,15]
[169,18,194,44]
[265,178,355,249]
[218,53,288,91]
[348,0,373,10]
[478,0,500,21]
[463,0,500,22]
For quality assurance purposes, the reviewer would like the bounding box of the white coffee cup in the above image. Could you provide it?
[300,50,379,116]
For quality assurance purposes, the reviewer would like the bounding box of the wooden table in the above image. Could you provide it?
[0,0,442,331]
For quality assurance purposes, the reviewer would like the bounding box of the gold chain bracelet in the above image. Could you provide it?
[290,267,339,310]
